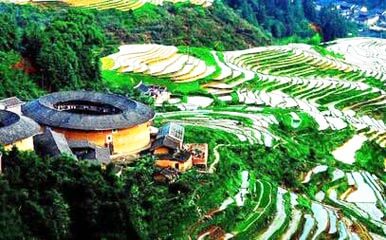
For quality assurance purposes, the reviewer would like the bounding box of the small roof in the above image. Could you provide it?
[185,143,208,165]
[153,168,179,183]
[151,136,182,151]
[68,140,111,164]
[33,128,73,158]
[136,83,150,93]
[0,110,40,145]
[0,97,23,108]
[157,122,184,141]
[156,150,191,162]
[22,91,155,131]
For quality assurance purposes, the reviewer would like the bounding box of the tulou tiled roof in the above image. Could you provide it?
[0,110,40,145]
[22,91,155,131]
[68,140,111,164]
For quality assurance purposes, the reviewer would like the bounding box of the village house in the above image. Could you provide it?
[135,83,171,106]
[155,149,192,172]
[33,128,111,165]
[151,123,211,174]
[366,14,380,26]
[151,122,184,155]
[68,140,111,165]
[338,2,356,12]
[151,122,192,171]
[184,143,208,171]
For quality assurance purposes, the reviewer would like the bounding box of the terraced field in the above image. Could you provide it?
[5,0,213,10]
[104,38,385,239]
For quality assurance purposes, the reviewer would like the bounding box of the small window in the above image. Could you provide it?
[107,136,112,141]
[112,129,118,133]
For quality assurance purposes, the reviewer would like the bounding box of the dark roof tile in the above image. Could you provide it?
[0,110,40,145]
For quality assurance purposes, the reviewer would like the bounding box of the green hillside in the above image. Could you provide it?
[0,1,385,240]
[0,2,269,99]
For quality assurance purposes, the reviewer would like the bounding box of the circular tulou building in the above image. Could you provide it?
[0,110,40,151]
[22,91,155,155]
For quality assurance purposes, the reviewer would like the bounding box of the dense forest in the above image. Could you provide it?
[347,0,386,9]
[223,0,356,41]
[0,148,140,239]
[0,2,270,99]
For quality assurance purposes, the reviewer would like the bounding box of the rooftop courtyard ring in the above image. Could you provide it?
[22,91,155,131]
[53,100,123,115]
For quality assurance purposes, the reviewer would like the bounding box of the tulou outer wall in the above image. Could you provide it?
[52,121,152,155]
[155,158,193,172]
[4,137,35,151]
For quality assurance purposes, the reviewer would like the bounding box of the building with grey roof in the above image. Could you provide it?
[0,110,40,150]
[68,140,111,165]
[151,122,185,151]
[0,97,23,114]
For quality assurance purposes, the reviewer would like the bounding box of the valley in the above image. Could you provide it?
[0,1,384,239]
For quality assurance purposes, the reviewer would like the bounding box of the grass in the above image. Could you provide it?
[101,57,115,70]
[178,46,221,80]
[103,70,204,95]
[102,70,139,89]
[312,45,344,60]
[364,76,385,91]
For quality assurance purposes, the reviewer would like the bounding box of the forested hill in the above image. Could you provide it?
[223,0,356,41]
[0,0,356,100]
[97,2,270,50]
[0,1,270,51]
[0,1,270,100]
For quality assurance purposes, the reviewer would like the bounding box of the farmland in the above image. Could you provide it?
[103,37,386,239]
[7,0,214,10]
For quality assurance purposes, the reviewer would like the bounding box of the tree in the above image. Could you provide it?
[0,51,43,100]
[0,14,18,51]
[0,149,140,239]
[302,0,317,22]
[22,11,106,91]
[318,7,354,41]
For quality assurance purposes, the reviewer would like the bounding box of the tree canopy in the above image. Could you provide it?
[0,148,140,239]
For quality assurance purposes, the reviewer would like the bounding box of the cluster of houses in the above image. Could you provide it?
[151,122,208,183]
[319,1,386,34]
[0,91,208,182]
[135,83,171,106]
